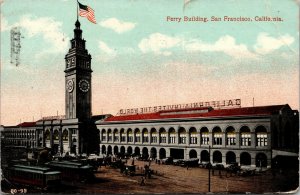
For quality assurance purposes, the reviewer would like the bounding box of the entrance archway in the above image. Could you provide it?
[150,147,157,159]
[240,152,251,165]
[189,149,197,158]
[159,148,166,159]
[226,151,236,164]
[142,147,149,159]
[213,151,222,163]
[114,146,118,154]
[256,153,267,167]
[107,145,112,155]
[120,146,125,154]
[134,147,141,156]
[201,150,209,162]
[102,145,106,154]
[127,146,133,154]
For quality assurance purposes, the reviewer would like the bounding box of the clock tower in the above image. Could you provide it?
[65,20,92,121]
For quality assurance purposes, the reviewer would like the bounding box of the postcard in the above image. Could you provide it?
[1,0,299,194]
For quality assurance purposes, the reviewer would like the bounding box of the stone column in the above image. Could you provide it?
[166,148,170,157]
[68,129,72,153]
[133,132,136,144]
[197,130,201,146]
[209,132,213,147]
[76,129,80,155]
[99,130,102,143]
[251,153,256,168]
[222,153,226,164]
[106,131,109,144]
[267,132,271,148]
[176,131,179,145]
[50,129,54,149]
[41,128,45,147]
[251,132,256,148]
[187,132,190,146]
[167,132,170,144]
[236,132,240,148]
[112,132,115,144]
[222,132,226,147]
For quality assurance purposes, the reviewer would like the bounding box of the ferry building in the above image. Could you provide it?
[1,20,299,169]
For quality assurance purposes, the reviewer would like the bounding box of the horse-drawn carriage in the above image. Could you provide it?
[123,165,136,176]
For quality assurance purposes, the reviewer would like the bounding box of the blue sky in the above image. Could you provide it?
[1,0,299,125]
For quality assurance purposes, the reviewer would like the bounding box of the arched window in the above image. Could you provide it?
[201,127,209,145]
[62,130,68,141]
[179,127,186,144]
[53,130,59,140]
[101,129,106,141]
[135,128,141,142]
[213,127,222,145]
[127,129,133,142]
[226,126,236,146]
[120,129,126,142]
[189,127,197,144]
[240,126,251,146]
[113,129,119,142]
[45,130,50,140]
[169,128,176,144]
[150,128,158,143]
[142,128,149,142]
[159,128,167,143]
[256,126,267,147]
[108,129,112,141]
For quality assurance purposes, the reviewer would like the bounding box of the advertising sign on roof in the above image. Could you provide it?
[119,98,241,116]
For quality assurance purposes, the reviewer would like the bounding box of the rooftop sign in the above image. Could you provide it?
[41,115,66,120]
[118,98,241,116]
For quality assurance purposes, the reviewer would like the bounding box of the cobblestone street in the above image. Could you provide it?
[72,159,298,194]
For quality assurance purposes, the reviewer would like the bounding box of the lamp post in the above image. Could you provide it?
[208,145,211,192]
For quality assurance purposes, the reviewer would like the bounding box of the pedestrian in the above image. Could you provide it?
[140,177,145,186]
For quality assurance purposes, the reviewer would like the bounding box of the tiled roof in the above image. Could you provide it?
[17,122,36,127]
[104,105,288,122]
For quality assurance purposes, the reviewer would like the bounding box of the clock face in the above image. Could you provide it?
[67,80,74,92]
[79,79,90,92]
[67,59,71,67]
[71,57,75,66]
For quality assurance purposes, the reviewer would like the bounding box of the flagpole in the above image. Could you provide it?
[77,0,79,21]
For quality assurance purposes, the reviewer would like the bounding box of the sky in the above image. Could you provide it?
[1,0,299,125]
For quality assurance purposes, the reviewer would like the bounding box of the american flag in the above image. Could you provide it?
[78,2,96,24]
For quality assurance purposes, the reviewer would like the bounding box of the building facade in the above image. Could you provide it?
[97,105,299,168]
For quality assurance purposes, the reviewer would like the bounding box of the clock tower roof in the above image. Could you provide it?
[74,20,82,39]
[75,20,81,29]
